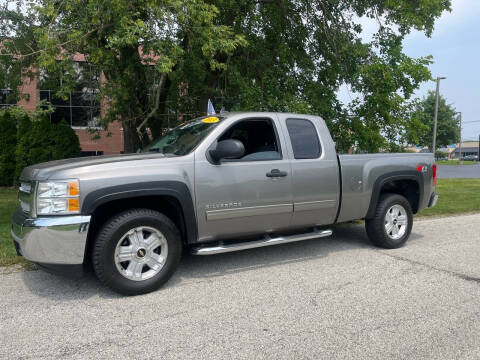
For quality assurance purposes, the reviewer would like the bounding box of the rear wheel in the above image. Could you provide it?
[365,193,413,249]
[92,208,182,295]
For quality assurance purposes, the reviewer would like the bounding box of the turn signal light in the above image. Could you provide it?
[68,181,79,196]
[68,198,79,212]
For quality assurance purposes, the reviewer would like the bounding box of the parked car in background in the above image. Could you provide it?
[11,112,438,295]
[462,155,478,161]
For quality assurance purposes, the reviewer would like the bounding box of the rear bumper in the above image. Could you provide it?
[428,192,439,208]
[11,210,91,265]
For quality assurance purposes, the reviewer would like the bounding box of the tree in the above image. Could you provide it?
[1,0,451,153]
[412,91,459,149]
[15,116,81,182]
[189,0,448,152]
[0,106,81,184]
[1,0,246,152]
[0,110,17,186]
[435,150,447,160]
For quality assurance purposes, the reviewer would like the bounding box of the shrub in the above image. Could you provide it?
[435,150,448,160]
[0,107,82,185]
[13,113,33,183]
[0,111,18,186]
[51,120,82,160]
[15,117,81,182]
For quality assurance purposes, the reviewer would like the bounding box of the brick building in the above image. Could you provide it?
[1,55,124,155]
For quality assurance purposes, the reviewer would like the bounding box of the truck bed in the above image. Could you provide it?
[336,153,435,223]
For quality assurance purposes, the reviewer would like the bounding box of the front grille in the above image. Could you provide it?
[18,181,35,216]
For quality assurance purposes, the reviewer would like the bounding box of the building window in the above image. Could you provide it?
[39,89,100,127]
[0,89,16,108]
[1,62,17,107]
[39,62,101,127]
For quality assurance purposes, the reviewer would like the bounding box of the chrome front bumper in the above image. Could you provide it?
[11,210,91,265]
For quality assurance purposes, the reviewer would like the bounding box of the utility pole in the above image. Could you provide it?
[433,76,446,154]
[456,112,462,164]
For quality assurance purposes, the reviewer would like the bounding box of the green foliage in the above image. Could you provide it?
[13,112,33,182]
[15,116,81,182]
[181,0,450,153]
[0,187,27,267]
[1,0,451,153]
[0,111,17,186]
[412,91,459,149]
[51,121,82,159]
[0,108,81,184]
[435,150,448,159]
[1,0,246,151]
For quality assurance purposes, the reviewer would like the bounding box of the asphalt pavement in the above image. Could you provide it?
[438,164,480,178]
[1,214,480,360]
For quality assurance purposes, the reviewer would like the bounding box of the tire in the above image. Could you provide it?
[365,193,413,249]
[92,208,182,295]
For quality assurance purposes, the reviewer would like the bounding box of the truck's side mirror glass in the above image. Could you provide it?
[209,139,245,163]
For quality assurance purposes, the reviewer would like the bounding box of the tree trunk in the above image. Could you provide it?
[123,120,141,153]
[148,76,171,139]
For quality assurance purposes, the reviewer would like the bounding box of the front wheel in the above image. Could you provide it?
[365,193,413,249]
[92,208,182,295]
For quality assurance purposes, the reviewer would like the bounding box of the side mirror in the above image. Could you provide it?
[209,139,245,163]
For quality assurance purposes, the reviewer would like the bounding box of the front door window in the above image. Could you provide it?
[218,119,282,161]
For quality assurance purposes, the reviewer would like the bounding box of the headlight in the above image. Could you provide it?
[36,180,80,215]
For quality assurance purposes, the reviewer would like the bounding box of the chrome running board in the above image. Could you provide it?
[191,229,332,255]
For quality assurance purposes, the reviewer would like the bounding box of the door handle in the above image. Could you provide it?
[266,169,288,178]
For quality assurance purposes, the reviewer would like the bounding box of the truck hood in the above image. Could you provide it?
[20,153,165,181]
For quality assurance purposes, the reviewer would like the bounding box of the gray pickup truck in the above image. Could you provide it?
[11,112,438,295]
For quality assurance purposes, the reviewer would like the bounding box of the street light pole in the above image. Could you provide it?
[432,76,446,154]
[456,112,462,164]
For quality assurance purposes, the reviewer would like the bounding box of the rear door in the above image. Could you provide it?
[194,115,293,242]
[277,115,340,227]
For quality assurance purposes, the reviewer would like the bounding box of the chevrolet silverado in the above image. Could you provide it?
[11,112,438,295]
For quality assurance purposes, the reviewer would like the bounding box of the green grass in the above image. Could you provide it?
[436,160,477,165]
[0,187,28,267]
[417,178,480,217]
[1,179,479,267]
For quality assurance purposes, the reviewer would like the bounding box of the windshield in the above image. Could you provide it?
[143,116,222,156]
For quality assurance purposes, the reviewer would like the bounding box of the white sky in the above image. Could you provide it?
[404,0,480,140]
[338,0,480,141]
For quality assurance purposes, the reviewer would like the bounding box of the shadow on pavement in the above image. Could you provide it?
[20,223,424,300]
[178,224,423,280]
[21,269,122,301]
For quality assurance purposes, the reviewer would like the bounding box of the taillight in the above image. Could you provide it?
[432,163,437,186]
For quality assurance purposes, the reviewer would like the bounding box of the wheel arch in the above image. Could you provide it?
[82,181,197,265]
[366,171,423,219]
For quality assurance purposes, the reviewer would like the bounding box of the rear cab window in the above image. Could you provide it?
[286,118,322,159]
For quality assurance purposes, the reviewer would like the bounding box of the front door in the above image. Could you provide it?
[194,116,293,242]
